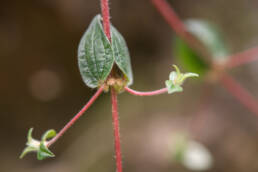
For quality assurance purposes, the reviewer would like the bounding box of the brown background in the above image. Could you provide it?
[1,0,258,172]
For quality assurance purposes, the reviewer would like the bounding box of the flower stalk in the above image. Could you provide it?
[47,85,104,147]
[125,87,168,96]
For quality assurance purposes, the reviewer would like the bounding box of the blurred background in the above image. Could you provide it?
[1,0,258,172]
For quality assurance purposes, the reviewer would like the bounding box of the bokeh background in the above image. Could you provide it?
[1,0,258,172]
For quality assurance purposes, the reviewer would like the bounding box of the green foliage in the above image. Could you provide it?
[174,38,209,75]
[170,133,213,171]
[174,19,229,75]
[165,65,198,94]
[20,128,56,160]
[186,20,229,60]
[78,14,133,88]
[111,26,133,86]
[172,134,188,162]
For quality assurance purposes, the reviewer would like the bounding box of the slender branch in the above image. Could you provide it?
[125,87,168,96]
[220,73,258,116]
[225,45,258,69]
[101,0,111,41]
[101,1,123,172]
[151,0,188,41]
[111,88,123,172]
[47,86,104,147]
[150,0,211,62]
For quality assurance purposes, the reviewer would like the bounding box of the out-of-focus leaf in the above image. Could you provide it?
[186,20,229,61]
[182,141,213,171]
[174,38,209,75]
[170,133,213,171]
[174,19,229,75]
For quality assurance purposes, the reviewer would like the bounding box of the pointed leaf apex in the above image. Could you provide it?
[165,65,198,94]
[172,65,181,75]
[27,128,34,143]
[42,129,56,141]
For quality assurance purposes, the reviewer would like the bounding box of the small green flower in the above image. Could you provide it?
[20,128,56,160]
[165,65,198,94]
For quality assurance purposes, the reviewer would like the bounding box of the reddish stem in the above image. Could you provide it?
[220,73,258,116]
[111,88,123,172]
[125,87,168,96]
[47,86,104,147]
[150,0,209,61]
[151,0,188,39]
[225,45,258,69]
[101,0,111,41]
[101,1,123,171]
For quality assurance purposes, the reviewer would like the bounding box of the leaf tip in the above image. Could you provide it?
[166,65,198,94]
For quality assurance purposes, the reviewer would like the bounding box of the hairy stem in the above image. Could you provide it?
[111,88,123,172]
[125,87,168,96]
[101,1,123,171]
[220,73,258,116]
[101,0,111,41]
[47,86,104,147]
[225,45,258,69]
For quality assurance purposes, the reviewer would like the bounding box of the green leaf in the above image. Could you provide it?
[111,25,133,86]
[42,129,56,141]
[78,14,114,88]
[166,80,183,94]
[27,128,34,143]
[78,14,134,89]
[186,20,229,61]
[20,128,56,160]
[37,142,55,160]
[165,65,198,94]
[20,146,38,159]
[175,38,209,75]
[174,19,229,75]
[172,134,188,162]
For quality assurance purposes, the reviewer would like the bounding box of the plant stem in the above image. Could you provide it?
[225,45,258,69]
[111,88,123,172]
[220,73,258,116]
[150,0,211,63]
[125,87,168,96]
[101,0,111,41]
[47,85,104,147]
[101,1,123,171]
[151,0,188,40]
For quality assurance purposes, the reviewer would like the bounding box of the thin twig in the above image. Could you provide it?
[150,0,211,63]
[225,45,258,69]
[220,73,258,116]
[47,85,104,147]
[125,87,168,96]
